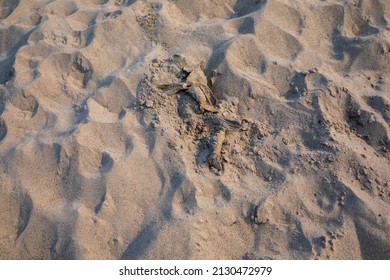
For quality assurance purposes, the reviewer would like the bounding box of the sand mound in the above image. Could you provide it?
[0,0,390,259]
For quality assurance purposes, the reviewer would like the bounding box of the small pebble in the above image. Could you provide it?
[145,100,154,108]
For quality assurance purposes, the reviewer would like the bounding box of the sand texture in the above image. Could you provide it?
[1,0,390,259]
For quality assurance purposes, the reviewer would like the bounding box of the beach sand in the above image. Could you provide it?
[0,0,390,259]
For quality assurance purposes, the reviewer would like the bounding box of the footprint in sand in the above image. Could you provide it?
[0,118,7,142]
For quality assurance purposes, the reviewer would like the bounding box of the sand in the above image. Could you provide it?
[0,0,390,260]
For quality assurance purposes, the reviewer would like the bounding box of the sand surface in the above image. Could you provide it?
[1,0,390,259]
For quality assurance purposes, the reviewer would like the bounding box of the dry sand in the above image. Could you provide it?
[0,0,390,259]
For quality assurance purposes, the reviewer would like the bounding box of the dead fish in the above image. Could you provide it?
[157,62,251,175]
